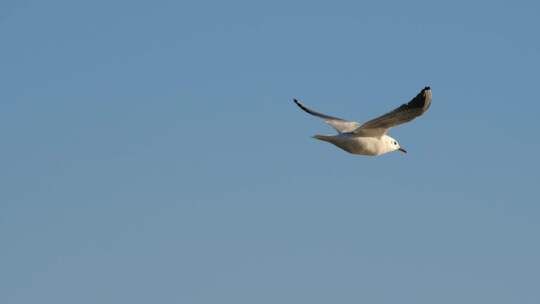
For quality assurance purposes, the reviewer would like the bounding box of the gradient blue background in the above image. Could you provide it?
[2,0,540,303]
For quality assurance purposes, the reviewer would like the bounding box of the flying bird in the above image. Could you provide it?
[293,86,432,156]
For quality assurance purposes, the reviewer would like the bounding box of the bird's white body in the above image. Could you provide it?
[314,134,400,156]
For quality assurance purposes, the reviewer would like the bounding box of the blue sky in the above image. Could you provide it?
[1,0,540,303]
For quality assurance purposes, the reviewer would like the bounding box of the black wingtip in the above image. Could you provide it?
[293,98,303,108]
[424,86,431,91]
[292,98,316,116]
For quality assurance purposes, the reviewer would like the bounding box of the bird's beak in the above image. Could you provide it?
[398,147,407,154]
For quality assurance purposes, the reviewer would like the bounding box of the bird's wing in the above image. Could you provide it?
[352,86,432,137]
[293,99,360,133]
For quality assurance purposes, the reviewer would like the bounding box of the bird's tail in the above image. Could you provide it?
[312,134,333,142]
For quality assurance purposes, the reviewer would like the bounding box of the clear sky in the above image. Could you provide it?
[1,0,540,303]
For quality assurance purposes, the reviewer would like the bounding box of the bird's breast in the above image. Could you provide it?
[330,135,382,156]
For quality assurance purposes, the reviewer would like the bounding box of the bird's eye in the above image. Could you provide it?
[393,141,397,145]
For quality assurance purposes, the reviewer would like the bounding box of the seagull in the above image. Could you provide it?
[293,86,432,156]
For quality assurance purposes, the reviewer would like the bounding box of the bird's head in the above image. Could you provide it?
[384,136,407,154]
